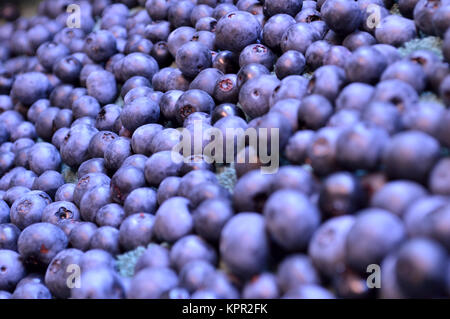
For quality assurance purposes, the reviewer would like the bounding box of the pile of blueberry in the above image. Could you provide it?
[0,0,450,299]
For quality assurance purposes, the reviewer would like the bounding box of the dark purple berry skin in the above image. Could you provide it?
[104,137,132,171]
[0,250,26,292]
[263,0,303,17]
[263,14,296,49]
[69,222,97,252]
[41,201,80,226]
[84,30,118,63]
[10,192,51,230]
[239,74,280,119]
[215,11,262,53]
[128,267,178,299]
[44,248,84,299]
[86,70,118,105]
[176,41,212,79]
[11,72,50,106]
[213,74,239,103]
[110,166,146,205]
[298,94,334,130]
[71,268,125,299]
[396,238,447,298]
[17,222,68,269]
[322,0,362,35]
[119,213,155,251]
[281,22,321,54]
[346,208,405,274]
[375,15,417,47]
[120,96,160,133]
[124,187,157,216]
[175,89,215,125]
[275,50,306,79]
[80,185,112,223]
[236,63,270,89]
[0,223,20,251]
[309,216,355,277]
[154,197,193,243]
[212,50,240,74]
[220,213,270,278]
[170,234,217,272]
[383,130,440,183]
[89,226,120,255]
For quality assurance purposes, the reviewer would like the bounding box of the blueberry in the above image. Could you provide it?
[104,137,132,171]
[12,282,52,299]
[176,41,212,79]
[0,249,26,291]
[346,208,405,273]
[11,72,50,106]
[124,187,157,216]
[333,268,374,299]
[437,109,450,148]
[383,130,440,183]
[215,11,261,52]
[188,68,223,100]
[211,74,237,103]
[71,268,125,299]
[154,197,193,243]
[73,173,110,207]
[86,70,118,105]
[68,222,97,252]
[149,128,182,153]
[60,124,98,167]
[336,82,375,112]
[345,46,388,84]
[124,86,162,105]
[114,53,159,83]
[110,166,145,204]
[10,192,50,230]
[371,79,419,112]
[337,123,389,171]
[395,238,447,298]
[342,31,376,51]
[212,3,239,20]
[134,243,170,273]
[277,254,320,293]
[44,248,84,298]
[94,203,124,228]
[170,234,217,272]
[239,74,280,119]
[212,50,240,74]
[319,172,364,218]
[146,0,170,20]
[167,0,195,28]
[297,94,333,130]
[167,26,196,57]
[220,212,269,278]
[119,213,155,251]
[53,56,82,84]
[18,222,68,268]
[80,184,112,223]
[2,186,29,207]
[89,226,120,255]
[381,60,427,93]
[129,126,160,157]
[174,89,215,125]
[80,64,103,88]
[281,22,320,54]
[128,267,178,299]
[439,74,450,106]
[307,127,342,176]
[195,16,218,32]
[179,260,215,293]
[83,30,117,63]
[0,223,20,251]
[211,103,245,125]
[54,183,75,203]
[232,170,273,213]
[322,0,362,35]
[120,96,160,133]
[307,65,347,102]
[275,50,306,79]
[444,29,450,63]
[429,158,450,196]
[242,273,279,299]
[375,15,417,46]
[0,291,11,299]
[144,151,183,187]
[309,215,355,277]
[284,130,315,164]
[191,198,233,242]
[41,201,80,226]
